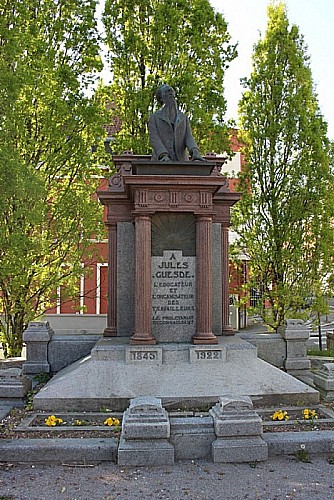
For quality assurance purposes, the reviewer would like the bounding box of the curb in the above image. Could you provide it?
[0,432,333,464]
[0,438,118,464]
[264,430,334,456]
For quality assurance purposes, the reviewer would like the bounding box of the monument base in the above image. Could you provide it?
[33,337,319,412]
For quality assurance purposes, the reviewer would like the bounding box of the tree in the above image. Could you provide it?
[235,1,334,330]
[0,0,109,357]
[102,0,237,154]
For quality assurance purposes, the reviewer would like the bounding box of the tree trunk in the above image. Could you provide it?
[1,313,25,358]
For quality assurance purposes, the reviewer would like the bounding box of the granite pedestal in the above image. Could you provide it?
[33,336,319,412]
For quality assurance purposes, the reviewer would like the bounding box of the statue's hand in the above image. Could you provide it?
[159,153,171,162]
[191,148,205,162]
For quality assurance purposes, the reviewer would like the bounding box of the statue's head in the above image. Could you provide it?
[155,85,176,105]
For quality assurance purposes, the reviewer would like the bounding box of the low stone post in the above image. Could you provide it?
[278,319,313,385]
[209,395,268,463]
[118,396,174,466]
[313,363,334,401]
[326,332,334,355]
[22,322,53,375]
[0,368,32,398]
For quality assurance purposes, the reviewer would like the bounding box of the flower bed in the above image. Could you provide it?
[0,410,122,439]
[2,404,334,440]
[258,405,334,433]
[39,413,120,429]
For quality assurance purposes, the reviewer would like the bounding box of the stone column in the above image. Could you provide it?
[104,221,117,337]
[118,396,174,466]
[210,395,268,463]
[327,332,334,354]
[22,321,53,374]
[279,319,312,385]
[131,214,156,345]
[0,368,31,398]
[221,224,234,335]
[192,215,217,344]
[313,363,334,401]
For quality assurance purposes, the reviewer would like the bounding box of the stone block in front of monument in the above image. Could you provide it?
[152,250,195,342]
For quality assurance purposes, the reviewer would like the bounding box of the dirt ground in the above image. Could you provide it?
[1,455,334,500]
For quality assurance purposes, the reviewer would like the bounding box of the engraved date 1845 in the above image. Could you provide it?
[130,351,157,361]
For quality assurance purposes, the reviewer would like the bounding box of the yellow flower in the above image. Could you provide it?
[104,417,120,427]
[270,409,289,421]
[302,408,318,420]
[104,417,115,426]
[45,415,63,427]
[45,417,56,427]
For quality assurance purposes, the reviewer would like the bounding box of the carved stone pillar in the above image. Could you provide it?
[192,215,218,344]
[131,214,156,345]
[221,224,234,335]
[104,221,117,337]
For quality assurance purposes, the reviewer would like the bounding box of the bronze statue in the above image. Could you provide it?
[148,85,205,162]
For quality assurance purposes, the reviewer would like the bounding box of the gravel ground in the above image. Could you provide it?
[1,456,334,500]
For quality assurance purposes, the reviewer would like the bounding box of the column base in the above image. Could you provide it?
[130,333,157,345]
[103,327,117,337]
[222,325,235,336]
[192,332,218,345]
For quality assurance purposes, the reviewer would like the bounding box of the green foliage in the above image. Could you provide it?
[0,0,110,357]
[295,446,311,463]
[33,372,52,384]
[307,349,332,357]
[102,0,237,154]
[234,1,334,330]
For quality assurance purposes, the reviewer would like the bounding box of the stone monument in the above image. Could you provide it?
[33,86,319,412]
[98,84,239,344]
[98,161,238,344]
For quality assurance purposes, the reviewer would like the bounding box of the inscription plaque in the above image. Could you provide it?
[189,346,225,364]
[152,250,196,341]
[126,347,162,365]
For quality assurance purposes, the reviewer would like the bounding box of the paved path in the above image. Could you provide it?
[1,456,334,499]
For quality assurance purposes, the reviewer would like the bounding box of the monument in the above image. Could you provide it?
[33,85,319,412]
[99,84,239,345]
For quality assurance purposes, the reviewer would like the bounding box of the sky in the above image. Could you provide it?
[211,0,334,139]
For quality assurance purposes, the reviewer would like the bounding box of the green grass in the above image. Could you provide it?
[307,349,333,357]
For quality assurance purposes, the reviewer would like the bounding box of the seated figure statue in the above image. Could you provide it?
[148,84,205,162]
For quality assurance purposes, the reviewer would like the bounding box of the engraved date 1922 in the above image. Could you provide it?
[196,350,221,360]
